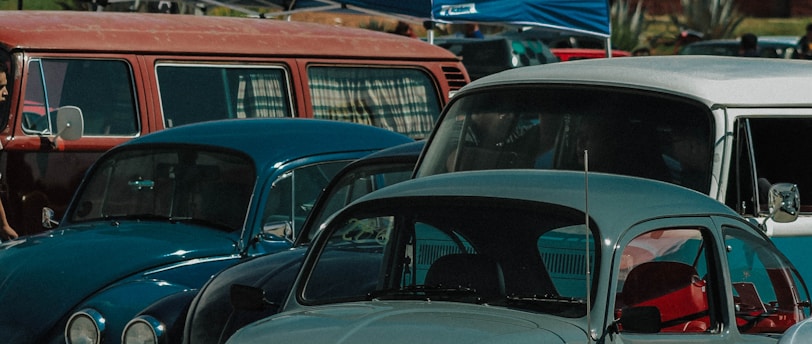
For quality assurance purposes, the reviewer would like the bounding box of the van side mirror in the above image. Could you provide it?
[767,183,800,224]
[51,106,84,147]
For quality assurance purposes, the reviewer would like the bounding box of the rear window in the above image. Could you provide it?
[417,86,714,193]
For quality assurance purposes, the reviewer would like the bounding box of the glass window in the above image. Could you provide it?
[308,66,441,139]
[302,198,595,318]
[261,161,349,239]
[22,59,138,136]
[156,64,291,128]
[417,87,713,193]
[71,147,255,232]
[726,118,812,216]
[617,228,713,333]
[724,226,808,334]
[306,162,414,242]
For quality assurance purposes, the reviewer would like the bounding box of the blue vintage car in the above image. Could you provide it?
[226,170,811,344]
[157,140,424,344]
[0,118,412,344]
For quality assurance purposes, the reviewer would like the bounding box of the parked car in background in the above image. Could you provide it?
[137,141,423,344]
[433,36,559,80]
[498,27,630,61]
[226,170,810,343]
[0,118,412,344]
[414,55,812,283]
[0,11,467,237]
[678,36,801,58]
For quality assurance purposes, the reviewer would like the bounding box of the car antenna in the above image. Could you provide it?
[584,149,594,343]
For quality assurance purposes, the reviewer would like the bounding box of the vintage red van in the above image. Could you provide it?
[0,11,468,237]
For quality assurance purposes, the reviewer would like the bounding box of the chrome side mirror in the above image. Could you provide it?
[262,221,293,242]
[50,106,84,148]
[42,207,59,228]
[767,183,800,224]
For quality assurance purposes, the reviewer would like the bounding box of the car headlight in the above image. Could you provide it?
[65,308,105,344]
[122,315,165,344]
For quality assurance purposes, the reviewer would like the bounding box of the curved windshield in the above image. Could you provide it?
[301,197,597,318]
[70,147,255,231]
[417,87,713,193]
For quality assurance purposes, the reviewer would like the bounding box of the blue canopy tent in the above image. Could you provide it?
[183,0,610,52]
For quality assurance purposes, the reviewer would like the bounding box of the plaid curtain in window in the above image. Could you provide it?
[309,68,438,138]
[237,73,288,118]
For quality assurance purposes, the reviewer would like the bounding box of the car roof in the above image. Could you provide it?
[117,118,413,170]
[0,11,458,61]
[353,169,740,238]
[461,55,812,107]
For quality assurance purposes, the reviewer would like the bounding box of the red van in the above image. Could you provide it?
[0,11,468,236]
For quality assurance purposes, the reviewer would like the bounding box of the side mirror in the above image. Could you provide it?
[262,221,293,242]
[767,183,800,224]
[41,207,59,229]
[51,106,84,147]
[619,306,661,333]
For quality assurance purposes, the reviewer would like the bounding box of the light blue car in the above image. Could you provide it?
[226,170,811,344]
[0,118,412,344]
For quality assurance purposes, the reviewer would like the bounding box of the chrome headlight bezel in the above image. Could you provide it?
[122,315,165,344]
[65,308,105,344]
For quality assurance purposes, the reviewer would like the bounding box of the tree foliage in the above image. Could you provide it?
[671,0,745,39]
[611,0,648,51]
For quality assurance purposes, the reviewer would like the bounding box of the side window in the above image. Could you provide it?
[307,66,441,139]
[261,161,348,239]
[307,162,414,242]
[727,118,812,215]
[724,226,808,334]
[156,64,291,128]
[22,59,138,136]
[617,228,713,334]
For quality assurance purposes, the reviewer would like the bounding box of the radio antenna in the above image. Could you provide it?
[584,150,593,343]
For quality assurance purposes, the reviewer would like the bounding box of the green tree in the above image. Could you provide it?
[611,0,648,51]
[672,0,745,39]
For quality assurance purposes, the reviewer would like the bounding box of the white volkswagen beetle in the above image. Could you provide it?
[225,170,811,344]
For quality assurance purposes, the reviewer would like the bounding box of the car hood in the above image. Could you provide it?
[229,301,587,344]
[0,221,239,340]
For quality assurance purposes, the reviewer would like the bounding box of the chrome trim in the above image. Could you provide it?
[141,254,241,276]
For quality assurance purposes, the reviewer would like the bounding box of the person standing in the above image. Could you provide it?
[798,23,812,59]
[739,33,759,57]
[0,62,18,241]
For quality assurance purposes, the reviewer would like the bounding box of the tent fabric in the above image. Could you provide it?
[252,0,610,38]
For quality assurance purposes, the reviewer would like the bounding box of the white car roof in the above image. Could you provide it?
[462,55,812,107]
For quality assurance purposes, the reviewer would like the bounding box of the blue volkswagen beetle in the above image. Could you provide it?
[226,170,811,344]
[0,118,412,344]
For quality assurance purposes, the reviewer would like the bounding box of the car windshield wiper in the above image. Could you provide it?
[101,214,235,232]
[506,294,587,304]
[368,285,488,303]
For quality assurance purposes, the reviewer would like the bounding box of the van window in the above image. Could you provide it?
[726,118,812,216]
[308,67,441,139]
[156,64,292,128]
[417,87,713,193]
[22,59,138,136]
